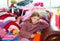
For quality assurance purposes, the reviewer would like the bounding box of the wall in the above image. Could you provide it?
[0,0,7,8]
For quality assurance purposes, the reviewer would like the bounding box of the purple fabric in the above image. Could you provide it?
[42,17,50,24]
[0,20,11,28]
[0,22,4,25]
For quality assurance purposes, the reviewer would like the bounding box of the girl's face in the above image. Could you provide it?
[31,16,40,24]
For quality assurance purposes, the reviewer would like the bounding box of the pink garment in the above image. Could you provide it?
[2,8,7,12]
[34,2,44,7]
[2,35,17,40]
[0,28,18,40]
[19,38,30,41]
[0,28,7,37]
[22,10,32,21]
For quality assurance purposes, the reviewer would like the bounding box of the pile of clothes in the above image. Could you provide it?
[0,7,52,41]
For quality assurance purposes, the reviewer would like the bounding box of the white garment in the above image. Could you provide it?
[0,17,16,23]
[8,25,20,32]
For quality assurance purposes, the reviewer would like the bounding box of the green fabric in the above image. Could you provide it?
[11,0,17,4]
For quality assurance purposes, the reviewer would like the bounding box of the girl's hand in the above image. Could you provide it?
[31,34,35,38]
[39,19,48,24]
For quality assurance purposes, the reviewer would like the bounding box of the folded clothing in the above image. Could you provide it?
[0,20,11,28]
[2,35,18,40]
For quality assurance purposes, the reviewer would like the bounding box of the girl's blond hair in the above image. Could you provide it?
[30,12,42,23]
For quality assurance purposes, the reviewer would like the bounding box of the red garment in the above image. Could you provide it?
[56,15,60,29]
[4,21,21,32]
[10,4,14,7]
[0,14,12,20]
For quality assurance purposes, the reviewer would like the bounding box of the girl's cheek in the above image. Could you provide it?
[32,19,35,21]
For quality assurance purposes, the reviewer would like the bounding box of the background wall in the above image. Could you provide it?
[0,0,60,14]
[0,0,7,8]
[0,0,60,8]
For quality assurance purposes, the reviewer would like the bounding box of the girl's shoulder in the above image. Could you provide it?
[38,19,50,29]
[24,19,30,23]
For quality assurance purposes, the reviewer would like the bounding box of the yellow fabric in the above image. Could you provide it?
[57,8,60,15]
[13,30,19,34]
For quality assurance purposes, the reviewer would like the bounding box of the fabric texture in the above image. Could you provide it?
[19,19,49,41]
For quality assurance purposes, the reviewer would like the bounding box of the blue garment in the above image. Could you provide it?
[2,40,12,41]
[13,37,18,41]
[8,32,13,35]
[17,0,33,6]
[20,22,24,26]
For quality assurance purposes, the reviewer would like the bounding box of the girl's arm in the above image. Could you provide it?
[39,19,50,30]
[20,22,33,39]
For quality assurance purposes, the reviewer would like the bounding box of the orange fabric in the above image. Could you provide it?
[33,32,41,41]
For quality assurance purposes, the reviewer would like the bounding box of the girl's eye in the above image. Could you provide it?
[34,18,36,19]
